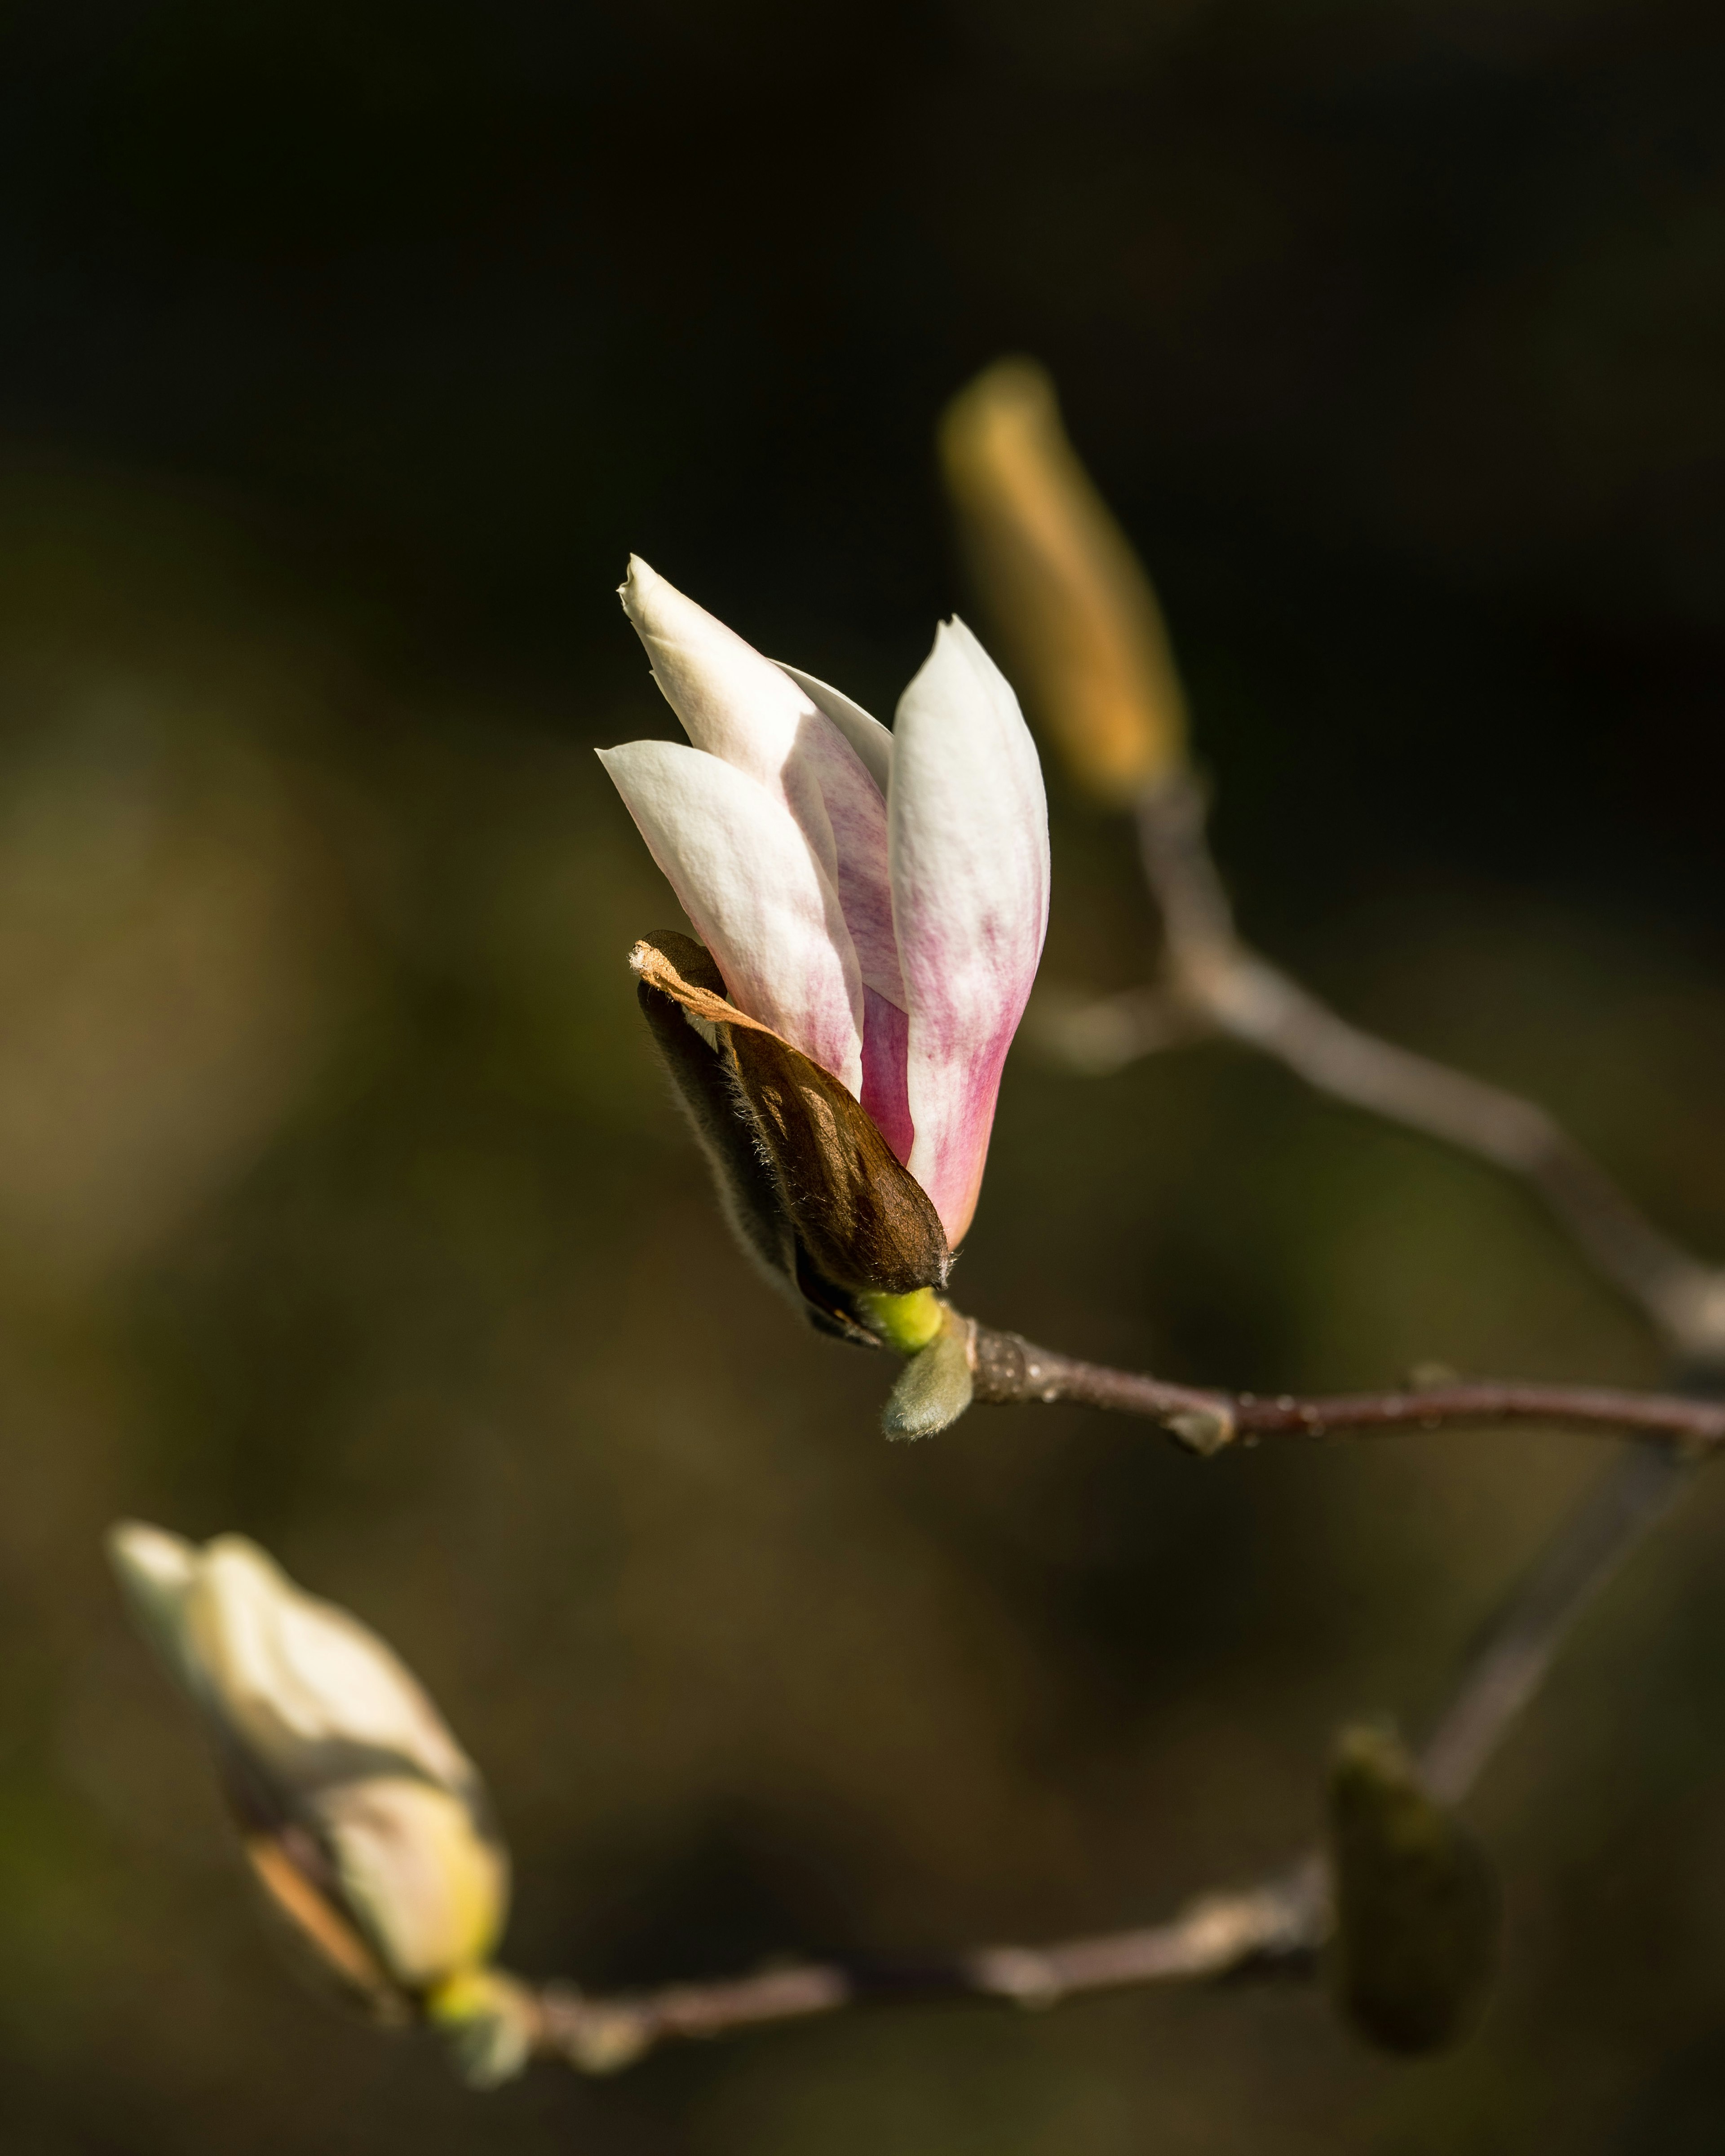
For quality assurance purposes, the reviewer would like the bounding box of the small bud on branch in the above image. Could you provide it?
[940,358,1190,803]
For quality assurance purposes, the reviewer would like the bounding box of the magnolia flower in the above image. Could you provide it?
[107,1522,525,2082]
[600,558,1049,1253]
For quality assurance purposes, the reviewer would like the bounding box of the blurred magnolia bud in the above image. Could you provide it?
[940,358,1189,804]
[107,1521,520,2077]
[1326,1723,1499,2054]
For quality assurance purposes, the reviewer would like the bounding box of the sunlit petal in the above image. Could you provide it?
[889,619,1049,1241]
[776,662,895,795]
[621,561,904,1008]
[598,739,866,1093]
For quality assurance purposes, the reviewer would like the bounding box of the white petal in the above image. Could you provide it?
[775,663,895,795]
[186,1537,476,1796]
[598,739,865,1093]
[108,1521,203,1698]
[315,1776,507,1988]
[620,561,904,1007]
[622,557,822,805]
[889,619,1049,1242]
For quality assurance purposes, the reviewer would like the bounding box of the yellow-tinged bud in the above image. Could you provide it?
[939,358,1189,804]
[855,1286,945,1355]
[107,1521,512,2039]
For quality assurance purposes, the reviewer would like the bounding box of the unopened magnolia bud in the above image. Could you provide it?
[1326,1723,1499,2054]
[940,358,1188,804]
[107,1522,511,2029]
[632,933,950,1341]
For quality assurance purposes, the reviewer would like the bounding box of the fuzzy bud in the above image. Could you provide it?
[879,1300,976,1439]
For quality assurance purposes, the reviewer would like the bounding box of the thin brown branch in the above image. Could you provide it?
[1416,1442,1698,1803]
[526,1863,1326,2075]
[1182,946,1725,1361]
[520,1439,1700,2079]
[521,1380,1708,2080]
[522,1418,1707,2081]
[966,1321,1725,1453]
[1026,983,1209,1075]
[522,765,1725,2081]
[1031,776,1725,1363]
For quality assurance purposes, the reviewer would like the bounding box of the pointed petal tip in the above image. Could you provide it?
[617,554,662,618]
[106,1519,194,1591]
[931,612,1005,684]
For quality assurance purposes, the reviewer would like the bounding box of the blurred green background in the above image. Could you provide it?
[4,0,1725,2148]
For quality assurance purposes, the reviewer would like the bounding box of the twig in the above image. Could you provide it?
[1039,775,1725,1364]
[966,1322,1725,1453]
[521,1442,1697,2079]
[521,1348,1714,2081]
[1123,776,1725,1784]
[523,757,1725,2079]
[526,1865,1326,2074]
[518,1362,1708,2080]
[1417,1442,1698,1803]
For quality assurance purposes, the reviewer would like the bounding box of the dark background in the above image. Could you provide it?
[4,1,1725,2150]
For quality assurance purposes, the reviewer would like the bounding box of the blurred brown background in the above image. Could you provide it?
[4,0,1725,2149]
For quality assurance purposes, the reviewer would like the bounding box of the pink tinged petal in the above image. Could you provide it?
[776,663,895,795]
[597,739,865,1094]
[859,986,913,1166]
[621,560,905,1009]
[812,744,903,1009]
[889,618,1050,1243]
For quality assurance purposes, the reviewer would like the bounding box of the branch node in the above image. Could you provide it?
[1165,1403,1237,1457]
[534,1985,655,2076]
[968,1945,1065,2010]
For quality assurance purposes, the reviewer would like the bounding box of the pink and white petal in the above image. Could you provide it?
[598,739,865,1093]
[774,665,904,1006]
[859,986,914,1166]
[621,561,904,1006]
[775,663,895,795]
[889,618,1049,1242]
[814,753,903,1009]
[620,557,845,902]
